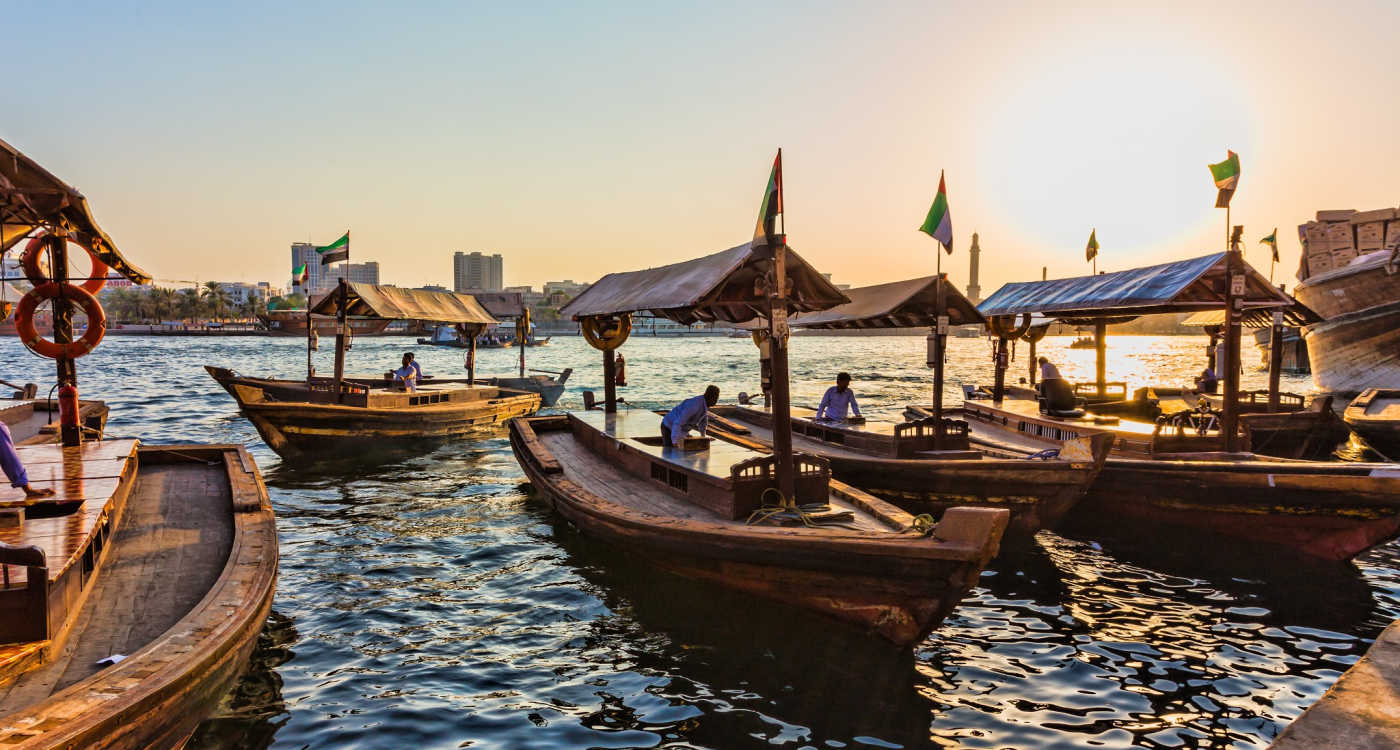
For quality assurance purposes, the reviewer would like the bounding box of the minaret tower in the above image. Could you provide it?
[966,232,982,304]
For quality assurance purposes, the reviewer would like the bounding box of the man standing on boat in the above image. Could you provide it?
[0,422,55,499]
[815,372,862,422]
[660,385,719,448]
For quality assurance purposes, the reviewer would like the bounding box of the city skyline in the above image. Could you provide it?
[6,1,1398,297]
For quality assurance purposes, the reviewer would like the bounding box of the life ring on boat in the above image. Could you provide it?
[580,314,631,351]
[988,314,1032,340]
[14,282,107,359]
[21,233,110,295]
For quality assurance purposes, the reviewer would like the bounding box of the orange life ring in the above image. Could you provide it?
[21,234,110,295]
[15,283,107,359]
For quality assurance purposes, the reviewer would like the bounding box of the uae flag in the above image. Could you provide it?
[1085,228,1100,261]
[753,149,783,246]
[919,171,953,254]
[1209,150,1240,208]
[294,263,308,287]
[315,231,350,265]
[1260,228,1279,262]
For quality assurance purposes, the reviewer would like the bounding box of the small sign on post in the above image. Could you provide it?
[936,315,949,335]
[1230,273,1246,296]
[1273,310,1285,326]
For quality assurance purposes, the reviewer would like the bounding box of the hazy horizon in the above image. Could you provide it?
[8,0,1398,295]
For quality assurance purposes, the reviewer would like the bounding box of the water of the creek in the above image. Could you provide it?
[5,332,1393,749]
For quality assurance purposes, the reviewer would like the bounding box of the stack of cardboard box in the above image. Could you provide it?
[1297,207,1400,280]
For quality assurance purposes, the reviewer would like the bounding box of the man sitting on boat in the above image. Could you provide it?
[660,385,719,448]
[390,352,424,391]
[815,372,862,422]
[0,421,55,499]
[1037,356,1081,416]
[1195,366,1219,394]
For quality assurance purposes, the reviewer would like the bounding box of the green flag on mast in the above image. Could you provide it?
[1086,228,1100,261]
[919,171,953,254]
[753,150,783,246]
[1260,228,1278,262]
[1209,150,1240,208]
[315,231,350,265]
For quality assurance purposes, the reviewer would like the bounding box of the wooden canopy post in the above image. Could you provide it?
[768,240,796,500]
[932,273,947,449]
[466,327,477,384]
[518,308,528,377]
[47,233,80,447]
[305,305,314,380]
[992,335,1008,403]
[1222,232,1244,451]
[332,278,347,403]
[1094,320,1107,400]
[1268,308,1284,412]
[603,348,617,413]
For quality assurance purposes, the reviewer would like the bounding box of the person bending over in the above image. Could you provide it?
[1,422,55,499]
[816,372,862,421]
[660,385,719,448]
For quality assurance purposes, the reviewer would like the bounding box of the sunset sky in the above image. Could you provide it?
[7,0,1398,294]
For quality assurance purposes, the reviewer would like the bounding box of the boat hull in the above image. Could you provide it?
[509,415,1007,645]
[1344,389,1400,460]
[0,445,278,749]
[1302,301,1400,394]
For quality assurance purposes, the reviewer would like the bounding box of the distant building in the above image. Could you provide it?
[453,251,503,292]
[343,261,380,285]
[966,232,982,304]
[542,279,589,298]
[216,281,272,305]
[415,284,451,293]
[504,284,544,306]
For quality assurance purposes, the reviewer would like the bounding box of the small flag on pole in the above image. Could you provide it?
[315,231,350,265]
[753,149,784,247]
[1260,228,1279,262]
[293,263,308,287]
[919,171,953,254]
[1085,229,1100,262]
[1209,150,1241,208]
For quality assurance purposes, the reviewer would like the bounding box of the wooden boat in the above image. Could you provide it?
[516,231,1009,644]
[920,397,1400,561]
[1293,242,1400,393]
[2,399,109,446]
[1345,388,1400,460]
[709,404,1109,543]
[513,409,1006,645]
[262,308,390,337]
[0,441,278,749]
[206,366,539,458]
[0,136,278,747]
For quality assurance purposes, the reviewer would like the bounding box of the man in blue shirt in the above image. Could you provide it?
[1,422,55,499]
[816,372,861,421]
[660,385,719,448]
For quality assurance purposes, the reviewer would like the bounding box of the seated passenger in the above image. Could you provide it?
[391,353,420,391]
[404,352,425,381]
[816,372,862,422]
[1,422,55,499]
[660,385,719,448]
[1195,366,1219,394]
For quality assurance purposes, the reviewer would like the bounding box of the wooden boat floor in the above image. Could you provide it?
[996,396,1159,436]
[537,429,891,533]
[722,412,916,463]
[0,460,234,713]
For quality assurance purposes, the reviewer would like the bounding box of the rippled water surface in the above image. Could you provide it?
[5,332,1396,749]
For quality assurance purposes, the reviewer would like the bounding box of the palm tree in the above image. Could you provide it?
[200,281,232,322]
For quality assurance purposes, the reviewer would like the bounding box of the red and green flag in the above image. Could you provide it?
[315,231,350,265]
[1209,150,1240,208]
[293,263,308,286]
[753,149,784,246]
[919,171,953,254]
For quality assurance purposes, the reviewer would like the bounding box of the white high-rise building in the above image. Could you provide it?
[453,251,503,292]
[343,261,380,285]
[291,243,336,294]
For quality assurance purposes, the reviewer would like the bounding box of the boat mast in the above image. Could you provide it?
[931,272,947,449]
[333,278,348,403]
[1268,301,1284,412]
[47,231,81,446]
[1222,227,1244,451]
[766,236,796,499]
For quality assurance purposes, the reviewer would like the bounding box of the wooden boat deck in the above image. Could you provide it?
[1,401,109,446]
[542,413,890,533]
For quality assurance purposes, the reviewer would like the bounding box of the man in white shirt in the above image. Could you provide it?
[816,372,861,421]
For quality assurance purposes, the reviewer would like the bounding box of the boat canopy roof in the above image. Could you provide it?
[0,136,150,284]
[1181,303,1320,329]
[470,291,524,319]
[310,282,497,324]
[559,241,848,325]
[978,253,1293,322]
[776,275,986,330]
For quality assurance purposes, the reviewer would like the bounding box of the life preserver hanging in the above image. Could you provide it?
[21,234,110,295]
[988,313,1032,340]
[580,314,631,351]
[15,283,107,359]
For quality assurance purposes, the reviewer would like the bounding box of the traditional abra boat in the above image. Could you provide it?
[711,276,1113,544]
[959,248,1400,560]
[510,219,1008,644]
[1344,389,1400,460]
[0,135,278,748]
[207,280,540,458]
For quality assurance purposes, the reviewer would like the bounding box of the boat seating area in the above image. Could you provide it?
[720,405,976,458]
[0,440,140,650]
[1,400,110,445]
[566,409,830,519]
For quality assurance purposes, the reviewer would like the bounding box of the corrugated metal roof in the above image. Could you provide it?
[0,136,150,284]
[781,276,986,329]
[978,253,1294,319]
[559,241,848,325]
[309,282,497,324]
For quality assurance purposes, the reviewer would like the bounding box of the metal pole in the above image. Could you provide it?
[332,278,347,403]
[1222,236,1243,452]
[932,273,946,450]
[769,241,796,500]
[48,234,80,446]
[1094,320,1107,400]
[603,348,617,413]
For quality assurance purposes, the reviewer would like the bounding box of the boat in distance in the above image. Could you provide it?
[1345,388,1400,460]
